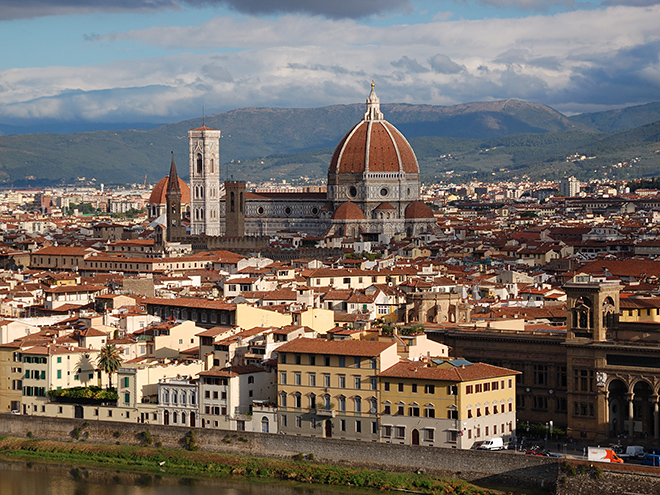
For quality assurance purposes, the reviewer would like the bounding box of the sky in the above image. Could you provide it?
[1,0,660,127]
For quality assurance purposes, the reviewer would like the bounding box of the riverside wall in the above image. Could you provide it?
[0,414,557,490]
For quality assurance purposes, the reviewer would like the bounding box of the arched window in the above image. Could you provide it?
[354,396,362,413]
[172,390,178,404]
[261,417,269,433]
[196,154,203,174]
[425,403,435,418]
[338,395,346,411]
[191,392,196,406]
[181,392,187,405]
[369,397,377,414]
[230,191,235,212]
[279,392,287,408]
[210,159,214,174]
[163,389,169,403]
[294,392,302,408]
[181,412,187,425]
[173,411,178,423]
[309,393,316,409]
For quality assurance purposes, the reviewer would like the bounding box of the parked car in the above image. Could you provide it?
[477,438,504,451]
[641,454,660,466]
[618,445,646,460]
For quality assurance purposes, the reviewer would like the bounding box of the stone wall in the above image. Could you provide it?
[0,414,557,490]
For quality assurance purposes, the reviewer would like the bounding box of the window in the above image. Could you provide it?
[124,392,130,404]
[383,401,391,415]
[294,393,302,408]
[396,402,405,415]
[309,393,316,409]
[280,353,287,364]
[370,398,377,414]
[448,385,458,395]
[340,419,346,432]
[370,359,377,369]
[425,404,435,418]
[309,373,316,387]
[409,403,420,417]
[411,383,418,393]
[280,372,287,385]
[466,385,473,394]
[280,392,287,407]
[355,420,362,433]
[324,356,331,366]
[309,355,316,366]
[339,396,346,411]
[323,374,331,387]
[370,377,377,390]
[295,354,301,365]
[339,356,345,367]
[394,426,405,439]
[294,372,301,386]
[398,382,404,392]
[354,357,361,368]
[533,364,548,386]
[384,381,390,391]
[382,425,392,438]
[475,384,482,393]
[425,384,435,394]
[354,376,361,389]
[338,374,346,388]
[296,415,302,428]
[354,396,362,413]
[423,429,435,442]
[248,376,254,384]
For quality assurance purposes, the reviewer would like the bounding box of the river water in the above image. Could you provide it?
[0,461,372,495]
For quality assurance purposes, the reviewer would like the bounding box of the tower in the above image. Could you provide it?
[189,125,221,236]
[165,153,186,242]
[225,180,246,237]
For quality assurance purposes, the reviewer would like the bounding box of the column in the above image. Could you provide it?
[627,393,635,438]
[653,395,659,441]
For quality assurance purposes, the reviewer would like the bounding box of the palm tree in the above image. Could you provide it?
[97,344,123,390]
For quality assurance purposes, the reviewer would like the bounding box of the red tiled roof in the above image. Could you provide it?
[380,360,519,381]
[276,337,394,357]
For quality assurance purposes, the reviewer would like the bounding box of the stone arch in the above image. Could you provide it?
[603,296,616,328]
[573,296,593,330]
[608,378,627,436]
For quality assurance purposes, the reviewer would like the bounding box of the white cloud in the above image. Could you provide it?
[1,4,660,123]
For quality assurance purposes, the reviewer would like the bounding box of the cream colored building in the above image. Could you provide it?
[380,359,518,449]
[276,338,398,441]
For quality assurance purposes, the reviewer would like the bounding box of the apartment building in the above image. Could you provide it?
[380,359,518,449]
[276,338,398,441]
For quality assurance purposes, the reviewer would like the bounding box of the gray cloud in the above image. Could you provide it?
[391,56,429,74]
[428,54,464,74]
[0,0,409,20]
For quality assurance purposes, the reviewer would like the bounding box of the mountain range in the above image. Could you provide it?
[2,99,660,187]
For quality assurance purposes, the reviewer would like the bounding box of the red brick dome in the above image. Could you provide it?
[405,201,435,219]
[332,201,366,220]
[328,85,419,176]
[149,176,190,205]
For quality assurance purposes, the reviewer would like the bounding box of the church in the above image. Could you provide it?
[152,85,436,244]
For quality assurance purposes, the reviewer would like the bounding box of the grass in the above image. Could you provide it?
[0,437,506,495]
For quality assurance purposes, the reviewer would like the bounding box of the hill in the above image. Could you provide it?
[569,102,660,133]
[0,99,589,186]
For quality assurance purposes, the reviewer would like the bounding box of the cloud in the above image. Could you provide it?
[428,54,464,74]
[477,0,576,9]
[0,0,409,20]
[2,4,660,123]
[391,56,429,74]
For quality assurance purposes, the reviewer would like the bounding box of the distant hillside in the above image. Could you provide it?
[569,102,660,133]
[0,99,590,186]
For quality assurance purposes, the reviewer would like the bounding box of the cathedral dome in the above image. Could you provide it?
[149,176,190,206]
[332,201,366,220]
[328,85,419,176]
[405,200,435,219]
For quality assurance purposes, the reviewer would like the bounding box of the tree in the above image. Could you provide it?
[97,344,123,390]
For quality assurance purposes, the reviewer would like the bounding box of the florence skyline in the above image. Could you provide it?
[1,0,660,128]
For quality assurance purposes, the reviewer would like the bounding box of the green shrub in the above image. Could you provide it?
[183,431,198,451]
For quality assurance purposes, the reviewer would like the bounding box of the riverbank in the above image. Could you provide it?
[0,437,506,495]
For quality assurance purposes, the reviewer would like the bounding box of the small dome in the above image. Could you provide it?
[332,201,366,220]
[374,202,395,210]
[405,201,435,219]
[149,176,190,205]
[328,85,418,176]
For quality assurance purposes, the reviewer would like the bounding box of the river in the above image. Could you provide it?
[0,461,372,495]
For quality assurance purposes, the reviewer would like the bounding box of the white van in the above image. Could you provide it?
[619,445,645,460]
[478,438,504,451]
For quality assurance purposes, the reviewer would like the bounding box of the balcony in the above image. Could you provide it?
[316,408,336,417]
